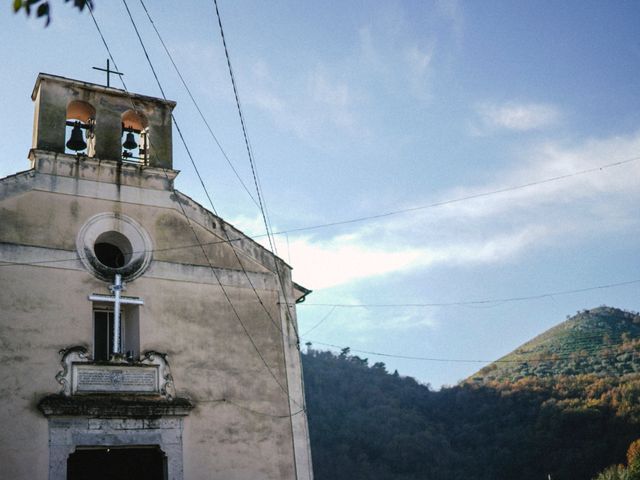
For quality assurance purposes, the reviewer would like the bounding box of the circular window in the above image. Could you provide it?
[94,231,133,268]
[76,213,153,282]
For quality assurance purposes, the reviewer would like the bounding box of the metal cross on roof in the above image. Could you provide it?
[92,59,124,88]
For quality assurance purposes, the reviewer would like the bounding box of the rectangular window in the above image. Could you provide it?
[93,305,140,361]
[93,309,113,361]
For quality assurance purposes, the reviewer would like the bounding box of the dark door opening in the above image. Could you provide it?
[67,446,167,480]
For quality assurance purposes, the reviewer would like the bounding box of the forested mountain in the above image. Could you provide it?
[302,307,640,480]
[470,306,640,383]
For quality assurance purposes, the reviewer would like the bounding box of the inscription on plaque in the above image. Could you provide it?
[73,364,158,394]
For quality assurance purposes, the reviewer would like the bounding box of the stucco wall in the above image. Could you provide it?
[0,163,312,479]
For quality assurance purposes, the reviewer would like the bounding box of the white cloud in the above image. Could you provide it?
[283,226,545,290]
[404,44,435,99]
[308,69,357,130]
[274,131,640,291]
[439,131,640,221]
[237,60,364,141]
[475,101,562,133]
[230,133,640,293]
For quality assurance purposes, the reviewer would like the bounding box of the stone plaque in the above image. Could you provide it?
[73,364,158,394]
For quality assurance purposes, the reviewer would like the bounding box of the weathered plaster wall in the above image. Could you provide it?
[0,167,312,479]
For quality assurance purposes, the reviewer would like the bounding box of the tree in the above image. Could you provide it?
[11,0,92,27]
[593,439,640,480]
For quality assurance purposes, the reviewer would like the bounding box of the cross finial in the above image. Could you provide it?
[92,59,124,88]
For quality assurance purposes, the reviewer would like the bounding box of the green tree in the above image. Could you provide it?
[11,0,92,27]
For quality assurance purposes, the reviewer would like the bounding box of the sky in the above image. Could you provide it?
[1,0,639,388]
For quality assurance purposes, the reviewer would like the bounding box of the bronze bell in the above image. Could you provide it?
[123,131,138,151]
[66,123,87,152]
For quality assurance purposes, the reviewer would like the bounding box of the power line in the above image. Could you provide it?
[89,1,298,405]
[211,0,300,343]
[196,397,305,419]
[137,0,260,209]
[270,154,640,236]
[301,306,337,337]
[208,7,308,472]
[3,242,638,313]
[3,152,639,270]
[88,0,298,392]
[305,339,639,365]
[120,0,296,345]
[298,279,640,308]
[120,0,293,376]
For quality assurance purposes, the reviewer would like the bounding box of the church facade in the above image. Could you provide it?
[0,73,313,479]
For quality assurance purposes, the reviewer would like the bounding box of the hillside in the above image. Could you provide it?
[302,306,640,480]
[469,307,640,383]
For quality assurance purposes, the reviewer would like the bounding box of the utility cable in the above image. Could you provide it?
[211,0,300,343]
[298,279,640,308]
[121,0,288,339]
[3,152,640,269]
[305,339,639,365]
[273,154,640,236]
[301,306,337,337]
[196,397,306,418]
[137,0,260,209]
[2,243,638,314]
[209,6,307,473]
[89,2,301,408]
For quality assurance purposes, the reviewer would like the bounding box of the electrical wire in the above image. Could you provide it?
[136,0,260,209]
[121,0,292,365]
[271,154,640,236]
[120,0,292,345]
[305,339,639,365]
[208,7,308,472]
[195,397,306,419]
[89,1,300,407]
[301,306,337,337]
[2,244,638,314]
[3,151,639,270]
[211,0,300,344]
[297,279,640,308]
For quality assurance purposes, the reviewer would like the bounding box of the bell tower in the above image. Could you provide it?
[30,73,177,186]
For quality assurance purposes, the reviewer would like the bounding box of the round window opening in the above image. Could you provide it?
[77,213,153,282]
[94,231,133,268]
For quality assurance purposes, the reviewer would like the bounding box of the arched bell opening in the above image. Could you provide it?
[121,109,149,164]
[65,100,96,156]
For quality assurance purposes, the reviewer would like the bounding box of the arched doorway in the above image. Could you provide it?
[67,446,167,480]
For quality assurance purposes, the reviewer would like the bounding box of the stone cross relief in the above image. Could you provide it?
[89,273,143,357]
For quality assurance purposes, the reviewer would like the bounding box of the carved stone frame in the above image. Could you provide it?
[47,417,185,480]
[55,346,176,399]
[43,347,191,480]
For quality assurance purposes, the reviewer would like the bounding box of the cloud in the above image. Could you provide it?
[438,131,640,222]
[240,130,640,292]
[237,60,364,141]
[299,292,438,336]
[404,44,435,99]
[284,226,546,290]
[308,69,357,130]
[474,101,562,133]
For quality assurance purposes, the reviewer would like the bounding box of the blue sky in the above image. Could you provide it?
[1,1,639,387]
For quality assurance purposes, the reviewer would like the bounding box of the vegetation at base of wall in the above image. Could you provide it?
[302,307,640,480]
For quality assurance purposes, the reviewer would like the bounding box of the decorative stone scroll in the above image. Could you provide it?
[56,347,176,400]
